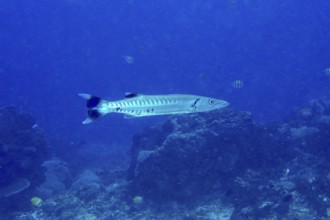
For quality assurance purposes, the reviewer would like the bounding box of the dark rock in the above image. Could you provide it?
[282,194,293,202]
[128,108,284,202]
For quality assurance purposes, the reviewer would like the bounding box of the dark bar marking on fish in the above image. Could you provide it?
[87,96,101,108]
[125,93,138,98]
[88,109,101,119]
[191,98,200,109]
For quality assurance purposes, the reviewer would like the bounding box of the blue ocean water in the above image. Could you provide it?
[1,0,330,219]
[1,0,329,140]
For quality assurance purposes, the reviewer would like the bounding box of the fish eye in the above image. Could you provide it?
[208,99,215,105]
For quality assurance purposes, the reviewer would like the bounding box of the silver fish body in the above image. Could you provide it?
[79,93,229,124]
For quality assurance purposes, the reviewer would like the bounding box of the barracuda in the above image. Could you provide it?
[79,93,229,124]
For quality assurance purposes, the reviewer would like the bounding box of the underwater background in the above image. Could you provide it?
[1,0,330,219]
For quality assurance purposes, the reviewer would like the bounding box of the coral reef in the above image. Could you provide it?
[36,158,71,198]
[125,99,330,219]
[0,106,49,215]
[128,108,287,202]
[10,98,330,219]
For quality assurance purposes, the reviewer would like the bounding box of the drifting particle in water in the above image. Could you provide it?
[124,55,134,64]
[198,72,208,80]
[227,0,238,8]
[232,80,244,88]
[324,67,330,76]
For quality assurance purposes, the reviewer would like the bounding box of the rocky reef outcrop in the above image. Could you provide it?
[128,108,288,202]
[127,99,330,219]
[0,106,49,214]
[11,98,330,220]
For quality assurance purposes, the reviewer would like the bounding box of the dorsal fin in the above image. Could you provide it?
[125,92,140,98]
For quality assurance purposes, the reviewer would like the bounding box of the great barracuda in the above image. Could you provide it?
[79,93,229,124]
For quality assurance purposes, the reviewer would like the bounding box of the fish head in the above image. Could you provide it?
[195,97,229,112]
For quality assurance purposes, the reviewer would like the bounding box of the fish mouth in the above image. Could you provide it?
[218,100,229,107]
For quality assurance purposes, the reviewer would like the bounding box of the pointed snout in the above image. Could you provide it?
[217,100,229,108]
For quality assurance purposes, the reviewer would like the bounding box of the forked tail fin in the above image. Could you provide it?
[79,93,106,124]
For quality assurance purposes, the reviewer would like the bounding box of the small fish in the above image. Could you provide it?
[124,55,134,64]
[31,196,43,207]
[232,80,244,88]
[132,195,144,205]
[79,93,229,124]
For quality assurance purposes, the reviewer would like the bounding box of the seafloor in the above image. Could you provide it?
[1,98,330,220]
